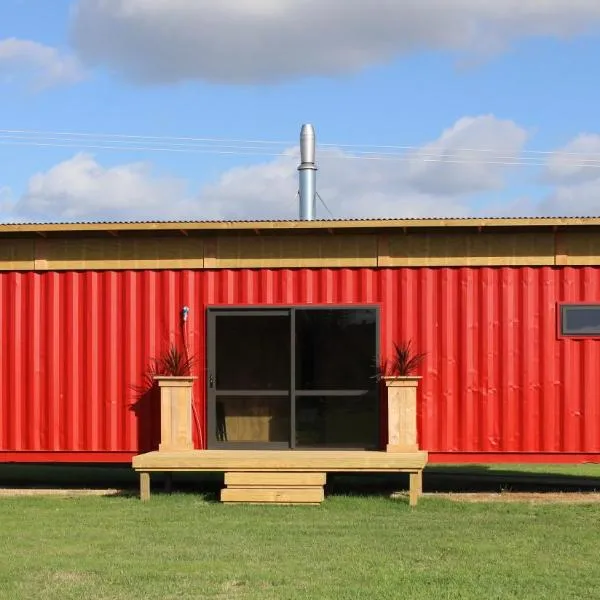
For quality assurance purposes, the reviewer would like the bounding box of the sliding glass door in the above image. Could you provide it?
[207,307,378,449]
[207,310,291,448]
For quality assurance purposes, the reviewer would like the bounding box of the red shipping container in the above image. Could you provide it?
[1,266,599,463]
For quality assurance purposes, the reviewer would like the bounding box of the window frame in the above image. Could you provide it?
[206,304,381,450]
[557,302,600,340]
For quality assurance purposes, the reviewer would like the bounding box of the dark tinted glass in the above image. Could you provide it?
[215,315,290,390]
[562,306,600,335]
[295,395,378,448]
[295,309,376,390]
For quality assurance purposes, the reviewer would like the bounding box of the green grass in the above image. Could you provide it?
[0,493,599,599]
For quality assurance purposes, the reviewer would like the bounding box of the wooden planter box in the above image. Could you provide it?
[383,376,421,452]
[155,376,196,452]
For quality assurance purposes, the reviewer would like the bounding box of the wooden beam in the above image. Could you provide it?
[140,472,150,502]
[554,231,568,265]
[377,234,391,267]
[3,216,600,237]
[212,234,378,268]
[386,232,555,267]
[9,227,600,270]
[558,231,600,265]
[0,239,35,270]
[27,237,204,271]
[409,471,421,507]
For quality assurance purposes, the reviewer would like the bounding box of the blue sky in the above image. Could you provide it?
[2,0,600,221]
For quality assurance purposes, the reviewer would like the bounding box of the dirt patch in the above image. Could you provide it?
[430,492,600,504]
[0,488,122,497]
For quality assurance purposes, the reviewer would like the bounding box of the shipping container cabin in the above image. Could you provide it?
[1,217,600,475]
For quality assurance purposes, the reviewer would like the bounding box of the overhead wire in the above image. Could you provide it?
[3,127,600,157]
[2,127,600,158]
[0,139,286,158]
[1,139,599,169]
[0,128,294,146]
[1,128,600,168]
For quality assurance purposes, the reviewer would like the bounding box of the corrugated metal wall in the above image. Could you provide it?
[1,266,600,459]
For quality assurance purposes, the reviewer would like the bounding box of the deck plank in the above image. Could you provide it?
[132,450,428,472]
[224,472,326,486]
[221,487,325,504]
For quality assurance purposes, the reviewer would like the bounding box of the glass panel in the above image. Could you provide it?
[215,315,290,390]
[295,309,376,390]
[216,396,290,443]
[562,306,600,335]
[295,395,378,448]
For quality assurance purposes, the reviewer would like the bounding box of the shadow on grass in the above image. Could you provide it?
[0,464,223,501]
[106,488,222,503]
[426,464,600,492]
[1,463,600,501]
[326,465,600,499]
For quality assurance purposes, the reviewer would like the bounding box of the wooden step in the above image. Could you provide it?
[221,471,326,504]
[221,487,324,504]
[224,472,326,487]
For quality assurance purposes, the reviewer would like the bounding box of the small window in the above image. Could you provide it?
[560,304,600,337]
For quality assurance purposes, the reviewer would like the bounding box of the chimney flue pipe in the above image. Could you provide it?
[298,123,317,220]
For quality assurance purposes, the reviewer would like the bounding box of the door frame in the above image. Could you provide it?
[206,308,292,450]
[206,304,380,450]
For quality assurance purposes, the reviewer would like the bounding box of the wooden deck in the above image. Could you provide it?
[133,450,428,506]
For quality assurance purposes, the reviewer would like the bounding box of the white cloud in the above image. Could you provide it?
[197,150,470,220]
[0,186,12,204]
[544,134,600,184]
[70,0,600,84]
[405,115,528,195]
[0,186,14,212]
[0,38,84,89]
[0,187,22,223]
[16,154,190,220]
[538,179,600,216]
[200,115,527,219]
[538,134,600,215]
[10,115,528,221]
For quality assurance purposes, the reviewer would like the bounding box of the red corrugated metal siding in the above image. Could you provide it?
[1,266,600,460]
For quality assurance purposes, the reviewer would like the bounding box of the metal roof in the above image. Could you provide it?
[1,217,600,235]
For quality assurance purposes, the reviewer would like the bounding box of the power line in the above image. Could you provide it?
[2,139,600,169]
[320,141,596,158]
[1,127,599,159]
[0,140,284,158]
[1,130,600,168]
[1,139,600,168]
[0,128,293,146]
[0,132,292,153]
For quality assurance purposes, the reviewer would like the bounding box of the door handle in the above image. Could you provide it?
[209,373,214,388]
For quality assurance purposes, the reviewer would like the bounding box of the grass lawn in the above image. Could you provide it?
[1,492,600,599]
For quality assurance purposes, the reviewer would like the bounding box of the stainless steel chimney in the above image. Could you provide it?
[298,124,317,220]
